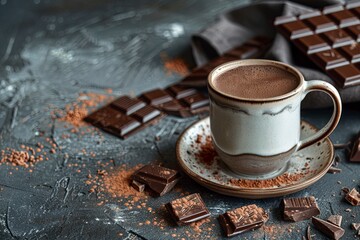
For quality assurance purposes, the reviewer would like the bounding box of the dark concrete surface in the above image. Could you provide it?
[0,0,359,239]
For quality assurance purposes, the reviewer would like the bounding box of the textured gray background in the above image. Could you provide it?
[0,0,359,239]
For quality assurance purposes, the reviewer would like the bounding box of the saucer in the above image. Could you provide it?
[176,117,334,199]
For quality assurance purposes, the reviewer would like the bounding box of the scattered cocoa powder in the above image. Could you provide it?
[161,54,190,77]
[195,135,217,166]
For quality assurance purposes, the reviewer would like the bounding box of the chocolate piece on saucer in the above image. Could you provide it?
[312,216,345,240]
[345,188,360,206]
[327,215,342,227]
[131,164,181,196]
[218,204,268,237]
[350,137,360,162]
[165,193,210,225]
[282,196,320,221]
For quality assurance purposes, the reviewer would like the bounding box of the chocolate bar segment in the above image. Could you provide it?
[275,3,360,88]
[166,193,210,225]
[131,105,161,123]
[350,137,360,162]
[111,96,146,115]
[131,164,181,196]
[131,180,145,192]
[282,196,320,222]
[327,215,342,227]
[276,19,313,39]
[218,204,268,237]
[141,89,173,105]
[345,188,360,206]
[312,217,345,240]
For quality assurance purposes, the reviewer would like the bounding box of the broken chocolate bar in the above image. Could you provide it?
[282,196,320,222]
[328,215,342,227]
[131,164,181,196]
[345,188,360,206]
[350,137,360,162]
[312,216,345,240]
[275,3,360,88]
[165,193,210,225]
[218,204,269,237]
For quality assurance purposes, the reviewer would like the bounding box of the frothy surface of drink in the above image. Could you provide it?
[213,65,299,99]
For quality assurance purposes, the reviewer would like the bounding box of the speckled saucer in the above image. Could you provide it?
[176,117,334,199]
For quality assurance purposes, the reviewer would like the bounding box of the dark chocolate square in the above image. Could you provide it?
[218,204,268,237]
[131,105,161,123]
[277,20,313,39]
[141,89,173,105]
[327,9,360,27]
[310,49,348,69]
[294,35,331,54]
[320,29,354,47]
[345,24,360,41]
[166,193,210,225]
[303,15,338,33]
[327,64,360,87]
[180,93,209,109]
[166,85,197,99]
[340,43,360,62]
[111,96,146,115]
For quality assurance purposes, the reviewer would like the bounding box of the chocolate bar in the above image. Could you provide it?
[165,193,210,225]
[218,204,269,237]
[281,196,320,222]
[327,215,342,227]
[131,164,181,196]
[345,188,360,205]
[180,36,272,87]
[140,85,209,118]
[312,216,345,240]
[350,137,360,162]
[85,97,164,139]
[131,180,145,193]
[275,3,360,88]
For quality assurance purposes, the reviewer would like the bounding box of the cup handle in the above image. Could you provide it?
[296,80,342,151]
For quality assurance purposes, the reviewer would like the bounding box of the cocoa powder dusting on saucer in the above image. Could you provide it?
[195,135,217,166]
[229,172,304,188]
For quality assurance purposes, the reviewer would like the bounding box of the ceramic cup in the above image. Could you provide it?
[207,59,342,178]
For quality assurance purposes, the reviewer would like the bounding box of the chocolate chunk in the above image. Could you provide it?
[350,137,360,162]
[166,193,210,225]
[310,49,348,70]
[327,9,360,27]
[131,105,161,123]
[327,166,342,173]
[111,96,146,115]
[294,35,330,54]
[340,43,360,63]
[218,204,268,237]
[276,19,313,39]
[327,64,360,88]
[352,222,360,230]
[321,29,354,47]
[131,164,181,196]
[345,24,360,41]
[303,15,337,33]
[141,89,173,105]
[327,215,342,227]
[180,93,209,109]
[345,188,360,206]
[166,85,197,99]
[131,180,145,192]
[281,196,320,222]
[312,217,345,240]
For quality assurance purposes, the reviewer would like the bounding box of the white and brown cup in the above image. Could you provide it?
[208,60,342,178]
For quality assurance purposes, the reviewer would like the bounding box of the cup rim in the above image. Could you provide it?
[208,59,304,102]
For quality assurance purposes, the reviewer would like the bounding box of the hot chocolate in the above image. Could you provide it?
[213,65,299,99]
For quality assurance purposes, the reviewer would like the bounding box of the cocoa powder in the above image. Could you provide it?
[195,135,216,166]
[161,54,190,77]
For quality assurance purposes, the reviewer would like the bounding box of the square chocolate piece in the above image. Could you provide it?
[131,105,161,123]
[218,204,269,237]
[166,85,197,99]
[141,89,173,105]
[310,49,348,69]
[345,24,360,40]
[345,188,360,205]
[327,9,360,27]
[132,164,181,196]
[276,19,313,39]
[111,96,146,115]
[282,196,320,222]
[340,43,360,63]
[321,29,354,47]
[294,35,331,54]
[166,193,210,225]
[303,15,338,33]
[327,64,360,87]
